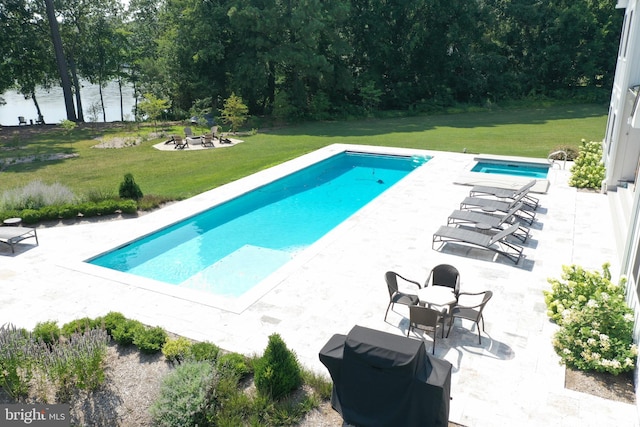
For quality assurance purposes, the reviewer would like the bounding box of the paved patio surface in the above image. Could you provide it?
[0,144,637,426]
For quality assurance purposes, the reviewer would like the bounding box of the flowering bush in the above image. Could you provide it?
[543,264,617,323]
[568,139,606,189]
[544,264,637,375]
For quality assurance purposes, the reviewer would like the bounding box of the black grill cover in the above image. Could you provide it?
[319,325,451,427]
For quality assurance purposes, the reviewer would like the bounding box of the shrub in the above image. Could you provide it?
[33,321,60,346]
[0,324,37,399]
[102,311,126,336]
[162,337,192,363]
[20,209,40,224]
[58,204,78,219]
[568,139,606,189]
[119,173,143,201]
[254,333,302,400]
[552,292,637,375]
[60,317,99,337]
[149,361,216,427]
[190,341,220,362]
[133,326,168,354]
[545,263,637,375]
[41,329,109,394]
[119,199,138,214]
[216,352,251,379]
[111,319,143,345]
[96,199,120,215]
[0,181,77,211]
[548,145,579,161]
[77,202,99,217]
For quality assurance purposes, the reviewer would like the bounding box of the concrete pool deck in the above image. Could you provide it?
[0,144,637,426]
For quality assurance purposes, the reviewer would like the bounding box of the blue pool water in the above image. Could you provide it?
[471,161,548,179]
[89,151,430,297]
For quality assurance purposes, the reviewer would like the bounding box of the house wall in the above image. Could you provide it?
[608,0,640,414]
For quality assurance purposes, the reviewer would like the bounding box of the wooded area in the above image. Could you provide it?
[0,0,623,122]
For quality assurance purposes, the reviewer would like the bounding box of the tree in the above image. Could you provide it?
[43,0,76,121]
[138,93,170,131]
[219,93,248,133]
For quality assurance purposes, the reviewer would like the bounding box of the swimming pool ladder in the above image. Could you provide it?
[547,150,567,169]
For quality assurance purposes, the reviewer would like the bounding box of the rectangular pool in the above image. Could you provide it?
[88,151,430,298]
[471,160,549,179]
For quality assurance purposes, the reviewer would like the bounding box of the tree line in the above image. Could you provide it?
[0,0,623,123]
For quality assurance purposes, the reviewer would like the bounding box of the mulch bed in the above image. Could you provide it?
[565,367,635,404]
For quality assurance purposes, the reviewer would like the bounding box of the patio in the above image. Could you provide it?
[0,145,636,426]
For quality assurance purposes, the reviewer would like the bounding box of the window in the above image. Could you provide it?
[624,11,634,58]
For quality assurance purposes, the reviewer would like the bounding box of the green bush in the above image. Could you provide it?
[119,199,138,214]
[119,173,143,201]
[544,263,637,375]
[111,319,143,346]
[61,317,99,337]
[149,361,217,427]
[190,341,220,362]
[96,199,120,215]
[568,139,606,189]
[58,204,78,219]
[133,326,168,354]
[162,337,193,363]
[254,333,302,400]
[102,311,127,336]
[33,321,60,346]
[77,202,99,217]
[0,324,37,399]
[216,352,251,379]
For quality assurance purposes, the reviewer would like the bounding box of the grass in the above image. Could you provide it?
[0,104,607,200]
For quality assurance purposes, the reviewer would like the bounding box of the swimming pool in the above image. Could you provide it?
[471,160,549,179]
[88,151,430,299]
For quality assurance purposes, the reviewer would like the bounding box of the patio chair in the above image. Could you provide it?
[184,127,201,144]
[432,222,524,265]
[0,226,38,253]
[211,126,220,141]
[425,264,460,297]
[201,133,215,147]
[173,135,188,150]
[446,290,493,344]
[447,202,530,242]
[469,179,539,210]
[18,116,27,126]
[459,192,535,225]
[384,271,420,321]
[407,305,447,354]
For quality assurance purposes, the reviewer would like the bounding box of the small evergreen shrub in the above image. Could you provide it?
[149,361,217,427]
[102,312,127,336]
[568,139,606,189]
[162,337,193,363]
[119,173,143,200]
[111,319,143,345]
[20,209,39,224]
[216,352,251,379]
[33,321,60,346]
[544,263,637,375]
[60,317,99,337]
[254,333,302,400]
[190,341,220,362]
[96,199,120,215]
[119,199,138,214]
[133,326,168,354]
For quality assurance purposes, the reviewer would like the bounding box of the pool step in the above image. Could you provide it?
[179,245,292,296]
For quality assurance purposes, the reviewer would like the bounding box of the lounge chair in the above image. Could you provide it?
[447,202,530,242]
[432,222,524,264]
[0,226,38,253]
[459,192,535,225]
[201,133,215,148]
[469,179,539,210]
[172,135,188,149]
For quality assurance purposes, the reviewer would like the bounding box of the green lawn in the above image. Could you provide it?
[0,104,606,200]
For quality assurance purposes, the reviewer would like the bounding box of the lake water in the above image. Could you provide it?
[0,80,136,126]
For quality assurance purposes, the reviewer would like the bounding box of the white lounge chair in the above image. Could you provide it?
[0,226,38,253]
